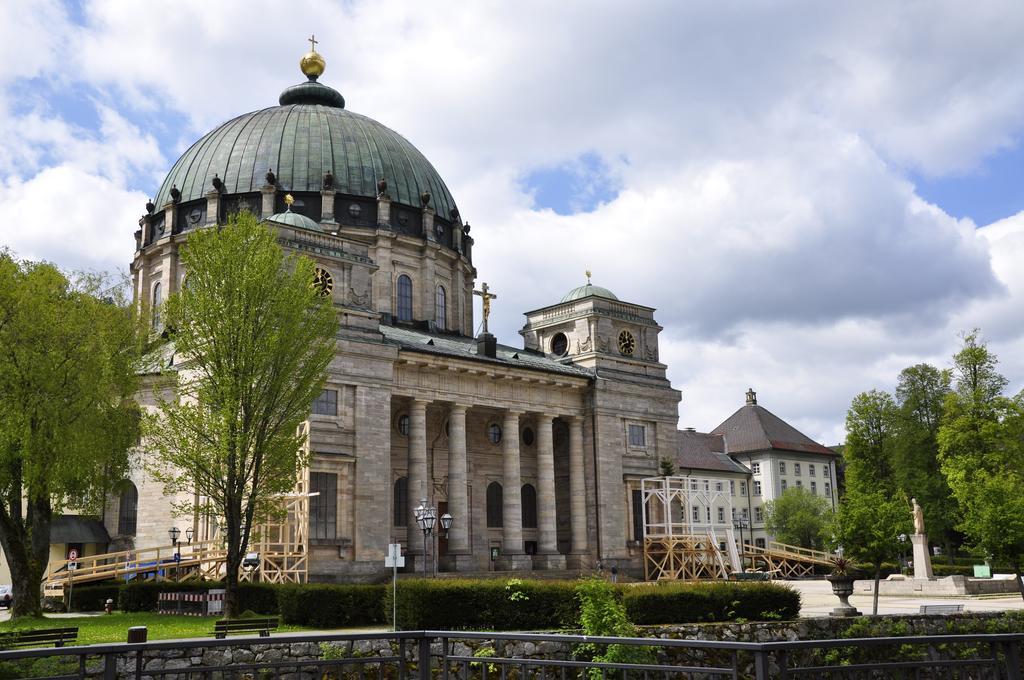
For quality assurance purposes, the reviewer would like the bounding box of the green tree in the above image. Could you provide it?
[829,490,911,615]
[146,213,336,617]
[764,486,832,549]
[938,332,1024,601]
[843,390,899,495]
[892,363,956,556]
[0,253,141,618]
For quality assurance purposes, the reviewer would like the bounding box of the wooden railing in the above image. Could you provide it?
[44,540,226,592]
[743,541,835,565]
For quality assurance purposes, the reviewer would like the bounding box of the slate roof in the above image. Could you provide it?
[51,516,110,545]
[711,402,836,456]
[379,326,593,378]
[676,430,750,474]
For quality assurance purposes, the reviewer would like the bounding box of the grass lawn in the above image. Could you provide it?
[0,612,313,646]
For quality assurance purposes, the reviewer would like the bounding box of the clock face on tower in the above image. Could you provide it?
[313,268,334,297]
[618,330,636,356]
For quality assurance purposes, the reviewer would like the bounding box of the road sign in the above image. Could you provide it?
[384,543,405,568]
[174,552,181,563]
[68,562,78,571]
[67,548,79,561]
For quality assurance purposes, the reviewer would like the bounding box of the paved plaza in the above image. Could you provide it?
[791,579,1024,617]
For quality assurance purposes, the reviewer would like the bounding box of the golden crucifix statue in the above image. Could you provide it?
[473,282,497,334]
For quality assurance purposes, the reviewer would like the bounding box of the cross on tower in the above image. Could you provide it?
[473,282,497,335]
[308,34,318,52]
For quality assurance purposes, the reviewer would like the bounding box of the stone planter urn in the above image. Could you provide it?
[827,574,861,617]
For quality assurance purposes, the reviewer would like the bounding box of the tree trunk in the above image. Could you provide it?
[1013,561,1024,604]
[873,565,881,615]
[4,495,53,619]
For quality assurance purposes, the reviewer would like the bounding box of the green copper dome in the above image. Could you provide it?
[263,208,322,232]
[152,79,458,221]
[560,283,618,302]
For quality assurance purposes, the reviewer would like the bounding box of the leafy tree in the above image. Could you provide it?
[0,253,141,618]
[146,213,336,617]
[939,332,1024,601]
[828,490,911,615]
[575,577,653,678]
[892,364,956,555]
[764,486,831,549]
[843,390,898,495]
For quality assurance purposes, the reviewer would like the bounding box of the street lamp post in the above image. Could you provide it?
[414,499,436,577]
[414,500,455,577]
[168,527,181,582]
[898,533,908,574]
[733,518,750,571]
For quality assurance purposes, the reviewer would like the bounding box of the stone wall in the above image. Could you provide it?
[90,611,1023,677]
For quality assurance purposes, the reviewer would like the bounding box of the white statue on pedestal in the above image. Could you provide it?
[910,497,933,579]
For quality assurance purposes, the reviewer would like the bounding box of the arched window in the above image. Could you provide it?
[521,484,537,528]
[394,477,408,526]
[396,274,413,322]
[486,482,503,528]
[435,285,447,330]
[117,481,138,536]
[151,282,162,329]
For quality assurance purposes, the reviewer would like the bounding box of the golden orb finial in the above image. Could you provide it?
[300,34,326,80]
[284,193,295,209]
[585,269,592,284]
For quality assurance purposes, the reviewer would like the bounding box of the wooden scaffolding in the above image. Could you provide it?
[641,475,740,581]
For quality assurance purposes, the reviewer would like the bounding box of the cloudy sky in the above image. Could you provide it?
[1,1,1023,444]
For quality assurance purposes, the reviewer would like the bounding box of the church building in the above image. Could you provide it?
[95,44,839,583]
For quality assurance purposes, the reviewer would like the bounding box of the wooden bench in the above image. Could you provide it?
[0,627,78,649]
[920,604,965,614]
[211,617,279,639]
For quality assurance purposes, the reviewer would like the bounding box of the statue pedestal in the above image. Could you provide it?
[911,533,933,579]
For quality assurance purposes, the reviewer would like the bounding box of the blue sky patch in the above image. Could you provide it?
[521,151,621,215]
[912,142,1024,227]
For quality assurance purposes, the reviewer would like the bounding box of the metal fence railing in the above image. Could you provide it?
[0,628,1021,679]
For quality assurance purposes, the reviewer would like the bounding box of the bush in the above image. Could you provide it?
[389,579,579,631]
[277,584,386,628]
[67,583,121,612]
[623,581,801,624]
[234,583,279,614]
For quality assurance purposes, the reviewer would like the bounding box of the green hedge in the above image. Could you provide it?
[66,577,801,629]
[623,581,800,624]
[277,584,386,628]
[389,579,580,630]
[67,583,121,612]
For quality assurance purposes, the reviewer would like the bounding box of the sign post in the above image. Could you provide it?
[384,543,405,631]
[66,549,79,613]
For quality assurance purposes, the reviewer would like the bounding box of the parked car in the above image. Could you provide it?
[0,585,12,608]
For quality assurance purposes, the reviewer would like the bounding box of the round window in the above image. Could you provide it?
[487,423,502,444]
[522,427,535,447]
[397,414,410,437]
[551,332,569,357]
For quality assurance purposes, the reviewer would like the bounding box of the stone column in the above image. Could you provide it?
[534,415,565,569]
[406,399,429,570]
[911,534,934,579]
[205,190,221,226]
[260,184,276,218]
[498,410,530,570]
[321,189,337,230]
[447,404,472,569]
[568,416,588,564]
